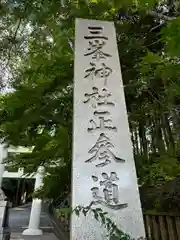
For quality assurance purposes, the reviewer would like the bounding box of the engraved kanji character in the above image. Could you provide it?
[88,111,117,132]
[85,62,112,86]
[91,172,128,210]
[84,26,108,40]
[85,133,125,167]
[84,40,111,60]
[83,87,114,108]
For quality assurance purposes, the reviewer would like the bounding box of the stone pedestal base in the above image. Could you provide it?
[22,228,43,236]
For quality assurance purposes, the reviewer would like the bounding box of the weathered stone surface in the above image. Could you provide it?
[72,18,145,239]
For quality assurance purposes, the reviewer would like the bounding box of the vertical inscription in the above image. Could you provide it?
[83,25,127,209]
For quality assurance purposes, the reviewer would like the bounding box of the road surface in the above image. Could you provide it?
[8,203,58,239]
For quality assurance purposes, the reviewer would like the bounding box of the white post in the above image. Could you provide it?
[0,144,7,188]
[22,166,44,236]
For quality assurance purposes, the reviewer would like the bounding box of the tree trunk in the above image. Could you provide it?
[155,115,166,153]
[151,118,157,154]
[162,113,175,150]
[161,116,170,150]
[134,127,140,155]
[171,107,180,141]
[139,120,148,159]
[129,122,136,155]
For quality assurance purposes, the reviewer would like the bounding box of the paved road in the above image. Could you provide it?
[11,232,58,240]
[9,203,58,239]
[9,203,52,232]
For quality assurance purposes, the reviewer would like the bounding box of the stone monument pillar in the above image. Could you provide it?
[22,166,44,236]
[71,18,145,239]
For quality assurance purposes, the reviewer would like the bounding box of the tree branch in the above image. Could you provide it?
[3,1,29,72]
[148,10,176,21]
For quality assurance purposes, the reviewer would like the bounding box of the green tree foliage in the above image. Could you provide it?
[1,0,180,209]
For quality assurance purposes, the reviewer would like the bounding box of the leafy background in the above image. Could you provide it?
[1,0,180,213]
